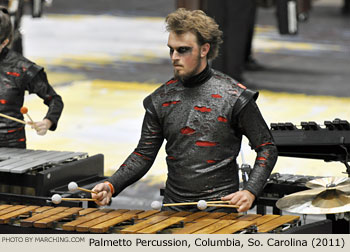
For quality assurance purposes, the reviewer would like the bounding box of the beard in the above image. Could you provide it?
[173,54,202,83]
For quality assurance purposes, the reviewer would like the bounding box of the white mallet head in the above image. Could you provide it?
[151,201,162,210]
[197,200,207,210]
[68,181,78,192]
[51,194,62,204]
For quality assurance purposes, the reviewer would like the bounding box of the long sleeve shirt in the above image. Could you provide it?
[0,47,63,147]
[107,65,277,208]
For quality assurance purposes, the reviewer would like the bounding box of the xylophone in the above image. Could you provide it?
[270,119,350,166]
[0,204,301,234]
[0,147,104,196]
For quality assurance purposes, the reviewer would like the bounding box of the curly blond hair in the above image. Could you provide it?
[165,8,223,60]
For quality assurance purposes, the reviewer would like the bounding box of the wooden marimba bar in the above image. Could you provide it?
[0,204,300,234]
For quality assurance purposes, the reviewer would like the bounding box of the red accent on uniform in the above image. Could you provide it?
[0,99,7,104]
[259,163,266,167]
[133,151,151,160]
[17,138,25,142]
[167,156,175,160]
[257,157,267,161]
[8,127,23,133]
[217,116,227,122]
[180,126,196,135]
[255,142,273,149]
[162,101,181,107]
[145,142,153,145]
[206,160,216,164]
[121,164,127,167]
[6,72,20,77]
[214,74,225,79]
[194,106,211,112]
[195,141,218,147]
[166,79,178,85]
[211,94,222,98]
[237,83,247,89]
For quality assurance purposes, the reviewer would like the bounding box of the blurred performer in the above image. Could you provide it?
[342,0,350,15]
[0,0,46,54]
[92,8,277,213]
[0,0,24,54]
[0,6,63,148]
[202,0,260,82]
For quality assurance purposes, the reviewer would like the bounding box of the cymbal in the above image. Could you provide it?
[305,176,350,189]
[276,177,350,214]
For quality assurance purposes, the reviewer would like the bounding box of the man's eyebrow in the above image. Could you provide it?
[167,45,192,50]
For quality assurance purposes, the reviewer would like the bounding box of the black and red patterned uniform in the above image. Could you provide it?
[107,65,277,211]
[0,47,63,148]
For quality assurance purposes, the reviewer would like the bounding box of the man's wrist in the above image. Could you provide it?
[104,181,115,195]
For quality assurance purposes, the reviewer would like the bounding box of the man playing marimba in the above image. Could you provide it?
[92,8,278,213]
[0,6,63,148]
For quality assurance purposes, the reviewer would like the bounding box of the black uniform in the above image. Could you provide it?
[107,65,277,212]
[0,47,63,148]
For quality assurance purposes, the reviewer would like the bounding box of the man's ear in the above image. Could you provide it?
[200,43,210,58]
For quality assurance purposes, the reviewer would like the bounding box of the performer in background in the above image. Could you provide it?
[92,8,278,213]
[202,0,262,82]
[0,6,63,148]
[0,0,48,54]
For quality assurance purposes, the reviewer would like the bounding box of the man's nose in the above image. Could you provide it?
[171,51,180,60]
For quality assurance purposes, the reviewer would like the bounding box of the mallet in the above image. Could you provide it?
[51,194,97,204]
[197,200,239,210]
[20,106,38,130]
[151,200,238,210]
[68,181,97,194]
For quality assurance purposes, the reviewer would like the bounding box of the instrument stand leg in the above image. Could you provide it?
[256,204,266,215]
[326,214,350,234]
[302,214,307,225]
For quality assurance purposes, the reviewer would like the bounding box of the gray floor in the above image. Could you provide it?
[38,0,350,97]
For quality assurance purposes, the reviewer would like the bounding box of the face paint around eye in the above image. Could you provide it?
[178,47,192,54]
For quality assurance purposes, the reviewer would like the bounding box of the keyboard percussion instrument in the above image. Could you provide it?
[0,204,300,234]
[259,119,350,233]
[0,147,104,197]
[270,119,350,174]
[0,119,348,234]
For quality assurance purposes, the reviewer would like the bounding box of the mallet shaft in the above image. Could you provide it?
[163,200,232,207]
[61,198,96,202]
[77,187,97,194]
[206,204,239,208]
[0,112,26,125]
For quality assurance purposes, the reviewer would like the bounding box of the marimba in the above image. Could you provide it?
[0,204,301,234]
[0,147,104,196]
